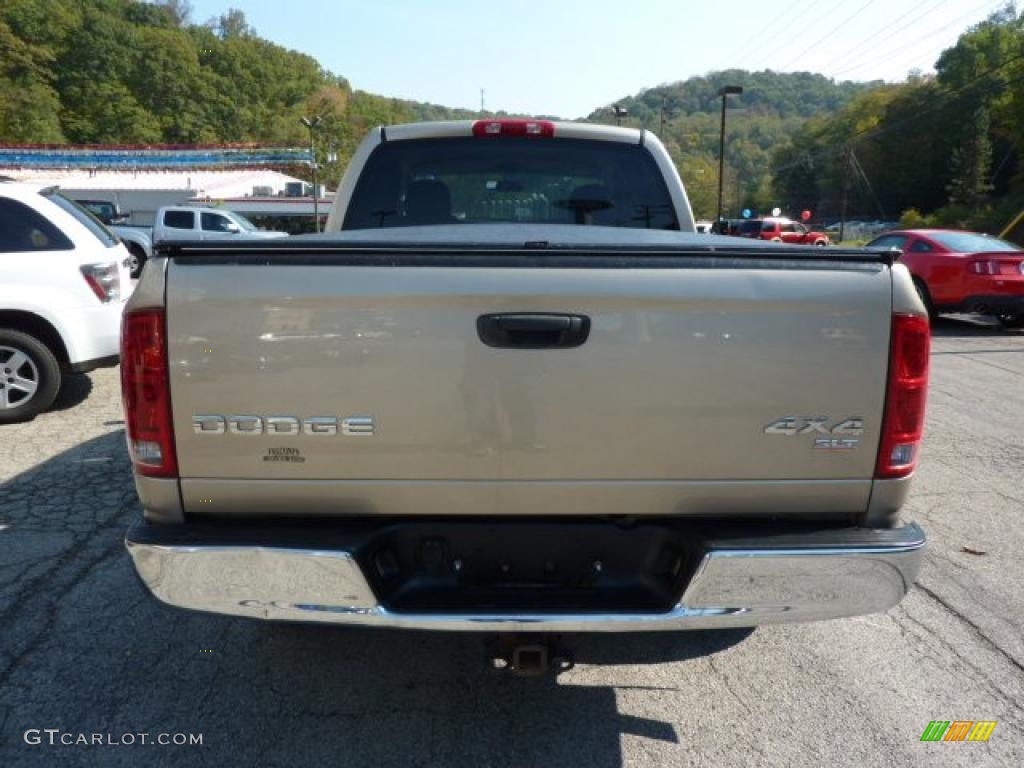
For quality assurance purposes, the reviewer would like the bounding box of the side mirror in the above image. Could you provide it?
[226,223,241,234]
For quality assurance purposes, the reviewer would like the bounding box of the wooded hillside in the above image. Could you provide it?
[3,0,1021,227]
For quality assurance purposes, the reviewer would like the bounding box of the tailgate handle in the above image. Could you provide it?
[477,313,590,349]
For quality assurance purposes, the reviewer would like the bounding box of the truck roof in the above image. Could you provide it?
[382,119,646,145]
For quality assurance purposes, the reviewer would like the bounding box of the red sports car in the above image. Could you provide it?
[867,229,1024,327]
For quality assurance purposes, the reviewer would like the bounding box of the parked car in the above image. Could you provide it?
[0,182,131,422]
[77,199,129,225]
[151,206,288,245]
[867,229,1023,327]
[736,217,830,246]
[74,198,153,279]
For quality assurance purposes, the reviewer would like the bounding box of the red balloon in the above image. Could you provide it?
[800,210,812,222]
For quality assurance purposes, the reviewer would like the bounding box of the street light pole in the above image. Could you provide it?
[716,85,743,230]
[300,115,322,232]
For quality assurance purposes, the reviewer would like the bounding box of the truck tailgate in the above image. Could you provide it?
[166,247,892,519]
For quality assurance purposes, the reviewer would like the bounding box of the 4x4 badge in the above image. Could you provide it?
[763,417,864,436]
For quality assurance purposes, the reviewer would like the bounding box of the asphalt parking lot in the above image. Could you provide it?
[1,315,1022,767]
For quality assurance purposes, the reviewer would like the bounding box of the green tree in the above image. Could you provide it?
[216,8,252,40]
[0,20,65,142]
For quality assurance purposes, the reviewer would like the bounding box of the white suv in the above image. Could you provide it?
[0,182,133,423]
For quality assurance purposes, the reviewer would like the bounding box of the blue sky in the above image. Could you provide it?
[187,0,1012,118]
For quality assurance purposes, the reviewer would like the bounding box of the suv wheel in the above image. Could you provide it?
[0,329,62,423]
[125,243,147,279]
[912,278,937,323]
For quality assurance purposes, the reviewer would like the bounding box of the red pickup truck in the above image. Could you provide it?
[737,217,830,246]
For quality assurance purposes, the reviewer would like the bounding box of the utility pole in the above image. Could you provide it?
[716,85,742,230]
[480,88,485,115]
[659,96,667,139]
[839,146,851,243]
[300,115,322,232]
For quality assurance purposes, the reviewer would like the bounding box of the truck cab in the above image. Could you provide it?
[325,119,696,233]
[152,206,288,245]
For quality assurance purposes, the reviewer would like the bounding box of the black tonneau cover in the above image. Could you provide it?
[159,223,893,267]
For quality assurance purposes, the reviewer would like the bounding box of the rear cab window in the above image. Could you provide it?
[42,190,119,248]
[164,210,195,230]
[343,137,679,231]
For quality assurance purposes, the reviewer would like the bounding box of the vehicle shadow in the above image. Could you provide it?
[931,315,1021,338]
[0,430,753,768]
[48,372,95,413]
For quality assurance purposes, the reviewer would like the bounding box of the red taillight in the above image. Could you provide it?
[472,119,555,138]
[875,313,930,478]
[121,309,177,478]
[80,262,122,302]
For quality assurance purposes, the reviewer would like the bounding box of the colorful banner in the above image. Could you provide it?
[0,145,312,169]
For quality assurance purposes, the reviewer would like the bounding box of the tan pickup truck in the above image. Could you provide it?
[122,120,928,639]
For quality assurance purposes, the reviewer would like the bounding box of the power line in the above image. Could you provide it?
[851,52,1024,143]
[832,0,1006,77]
[716,0,812,71]
[814,0,947,76]
[850,150,886,217]
[770,50,1024,176]
[743,0,842,70]
[778,0,878,71]
[990,145,1016,183]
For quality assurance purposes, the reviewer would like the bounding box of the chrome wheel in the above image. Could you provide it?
[0,345,40,409]
[997,314,1024,329]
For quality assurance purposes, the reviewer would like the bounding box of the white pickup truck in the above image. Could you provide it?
[150,206,287,246]
[123,120,928,658]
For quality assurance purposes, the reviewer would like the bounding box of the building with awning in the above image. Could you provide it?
[0,145,330,228]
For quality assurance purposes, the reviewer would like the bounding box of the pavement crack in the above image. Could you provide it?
[959,353,1024,377]
[0,504,133,687]
[915,582,1024,676]
[706,655,752,714]
[897,590,1024,719]
[193,624,235,715]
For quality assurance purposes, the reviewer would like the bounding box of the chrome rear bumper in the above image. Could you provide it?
[125,520,925,631]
